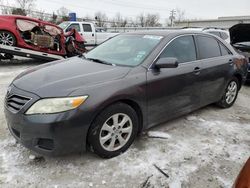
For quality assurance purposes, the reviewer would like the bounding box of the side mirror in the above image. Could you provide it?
[155,57,179,69]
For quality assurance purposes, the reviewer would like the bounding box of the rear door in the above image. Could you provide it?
[81,23,95,46]
[147,35,203,127]
[195,35,233,105]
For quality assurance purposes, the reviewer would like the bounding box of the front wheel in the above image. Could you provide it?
[217,77,239,108]
[0,30,16,46]
[87,103,139,158]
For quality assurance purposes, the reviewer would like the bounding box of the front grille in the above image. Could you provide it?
[5,94,31,113]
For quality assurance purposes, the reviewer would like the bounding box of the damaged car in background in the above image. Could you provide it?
[0,15,86,60]
[230,23,250,82]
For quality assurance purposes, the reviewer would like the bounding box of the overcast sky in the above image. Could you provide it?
[7,0,250,22]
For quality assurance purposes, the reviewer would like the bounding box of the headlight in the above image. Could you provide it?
[25,96,88,115]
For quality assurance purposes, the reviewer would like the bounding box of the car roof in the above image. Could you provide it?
[121,29,207,37]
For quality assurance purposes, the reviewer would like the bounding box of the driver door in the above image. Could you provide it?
[146,35,202,128]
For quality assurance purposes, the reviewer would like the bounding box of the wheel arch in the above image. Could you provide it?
[233,73,243,90]
[87,98,145,140]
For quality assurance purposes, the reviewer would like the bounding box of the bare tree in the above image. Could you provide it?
[0,0,13,14]
[175,8,186,22]
[112,13,128,27]
[12,8,26,15]
[94,11,108,27]
[57,7,70,21]
[15,0,36,10]
[137,13,146,27]
[145,13,161,27]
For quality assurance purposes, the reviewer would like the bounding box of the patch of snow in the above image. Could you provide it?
[169,178,182,188]
[186,116,197,121]
[29,154,36,160]
[88,182,93,187]
[147,131,171,139]
[216,176,231,188]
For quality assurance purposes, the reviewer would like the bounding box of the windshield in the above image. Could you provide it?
[85,35,163,67]
[58,22,70,30]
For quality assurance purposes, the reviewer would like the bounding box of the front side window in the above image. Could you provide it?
[197,35,221,59]
[160,35,197,63]
[85,35,163,67]
[66,23,80,32]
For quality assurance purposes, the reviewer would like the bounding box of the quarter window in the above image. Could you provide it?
[219,43,231,56]
[160,36,197,63]
[220,32,229,40]
[197,36,221,59]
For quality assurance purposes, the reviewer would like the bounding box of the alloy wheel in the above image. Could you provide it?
[225,81,237,104]
[99,113,133,152]
[0,31,15,46]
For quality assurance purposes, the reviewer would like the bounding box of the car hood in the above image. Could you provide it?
[230,24,250,44]
[13,57,131,97]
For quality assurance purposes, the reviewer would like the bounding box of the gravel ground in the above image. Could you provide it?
[0,58,250,188]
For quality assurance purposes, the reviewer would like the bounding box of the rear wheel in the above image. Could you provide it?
[217,77,239,108]
[88,103,139,158]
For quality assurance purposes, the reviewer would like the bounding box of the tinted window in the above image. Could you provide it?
[197,36,221,59]
[160,36,196,63]
[67,23,80,32]
[219,43,231,56]
[82,24,92,32]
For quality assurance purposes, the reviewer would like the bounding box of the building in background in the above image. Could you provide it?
[175,16,250,29]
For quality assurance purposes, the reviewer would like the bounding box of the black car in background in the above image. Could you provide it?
[4,30,248,158]
[230,23,250,82]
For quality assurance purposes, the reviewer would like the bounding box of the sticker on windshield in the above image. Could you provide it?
[143,35,163,40]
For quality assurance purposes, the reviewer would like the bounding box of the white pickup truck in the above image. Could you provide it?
[59,21,118,46]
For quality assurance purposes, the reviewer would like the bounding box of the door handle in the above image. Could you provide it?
[92,33,94,37]
[228,59,233,66]
[193,67,201,75]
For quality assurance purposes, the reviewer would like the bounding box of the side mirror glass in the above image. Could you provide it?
[155,57,179,69]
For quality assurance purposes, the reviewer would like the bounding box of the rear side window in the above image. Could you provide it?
[160,35,197,63]
[197,36,221,59]
[82,24,92,32]
[67,23,80,32]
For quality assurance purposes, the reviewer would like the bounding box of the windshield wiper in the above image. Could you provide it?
[86,58,114,66]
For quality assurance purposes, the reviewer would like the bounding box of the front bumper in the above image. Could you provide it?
[4,85,91,156]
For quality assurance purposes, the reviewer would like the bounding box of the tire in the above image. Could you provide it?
[0,30,17,46]
[87,103,139,158]
[216,77,239,108]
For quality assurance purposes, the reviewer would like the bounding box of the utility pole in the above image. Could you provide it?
[169,9,176,27]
